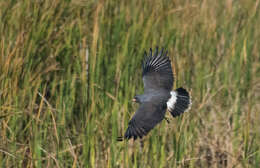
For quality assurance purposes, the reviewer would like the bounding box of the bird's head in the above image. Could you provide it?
[132,95,141,103]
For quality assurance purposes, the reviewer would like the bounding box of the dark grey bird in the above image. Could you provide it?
[122,47,191,140]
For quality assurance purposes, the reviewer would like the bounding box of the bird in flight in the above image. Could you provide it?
[120,47,191,140]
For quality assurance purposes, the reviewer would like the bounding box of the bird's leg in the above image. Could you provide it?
[139,138,144,152]
[164,116,170,123]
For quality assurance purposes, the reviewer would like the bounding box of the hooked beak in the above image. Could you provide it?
[132,98,137,102]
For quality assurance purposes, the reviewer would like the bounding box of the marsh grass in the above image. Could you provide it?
[0,0,259,167]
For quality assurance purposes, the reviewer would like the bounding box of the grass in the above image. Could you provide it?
[0,0,259,167]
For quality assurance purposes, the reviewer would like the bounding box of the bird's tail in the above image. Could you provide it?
[167,87,191,117]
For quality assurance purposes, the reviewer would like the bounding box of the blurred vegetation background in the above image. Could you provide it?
[0,0,259,167]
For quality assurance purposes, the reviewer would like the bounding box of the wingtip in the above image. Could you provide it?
[123,120,146,140]
[149,48,152,56]
[143,47,171,70]
[154,46,159,56]
[160,47,164,56]
[164,50,168,57]
[146,47,167,58]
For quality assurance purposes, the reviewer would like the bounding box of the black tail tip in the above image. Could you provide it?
[170,87,191,117]
[176,87,190,97]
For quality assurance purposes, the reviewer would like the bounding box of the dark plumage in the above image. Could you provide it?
[121,47,191,141]
[142,48,173,92]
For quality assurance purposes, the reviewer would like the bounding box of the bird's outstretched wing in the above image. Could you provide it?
[124,102,167,140]
[142,47,174,93]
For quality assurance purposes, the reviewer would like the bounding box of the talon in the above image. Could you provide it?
[164,117,170,124]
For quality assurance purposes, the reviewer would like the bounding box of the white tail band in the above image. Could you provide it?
[167,91,177,110]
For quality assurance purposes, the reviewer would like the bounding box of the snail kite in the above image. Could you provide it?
[122,47,191,140]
